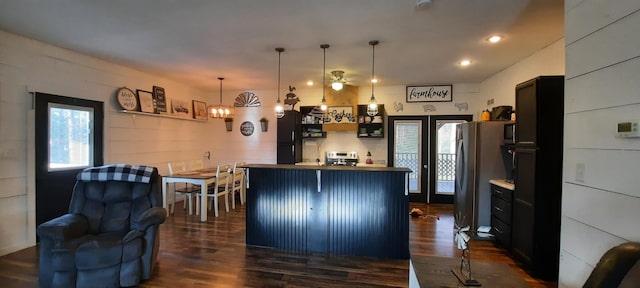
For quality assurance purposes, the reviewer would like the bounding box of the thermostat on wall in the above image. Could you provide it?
[617,120,640,138]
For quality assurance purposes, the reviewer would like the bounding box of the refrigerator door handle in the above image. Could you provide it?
[455,140,465,191]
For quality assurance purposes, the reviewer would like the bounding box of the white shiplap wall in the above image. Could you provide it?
[479,39,565,110]
[0,29,225,255]
[560,0,640,287]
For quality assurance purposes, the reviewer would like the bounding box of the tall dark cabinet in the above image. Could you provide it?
[513,75,564,280]
[277,110,302,164]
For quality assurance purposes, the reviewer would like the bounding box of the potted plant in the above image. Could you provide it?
[224,117,233,132]
[260,117,269,132]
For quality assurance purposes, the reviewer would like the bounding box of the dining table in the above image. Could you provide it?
[162,167,218,222]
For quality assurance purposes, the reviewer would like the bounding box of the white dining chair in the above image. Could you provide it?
[230,162,246,209]
[168,162,200,215]
[207,164,231,217]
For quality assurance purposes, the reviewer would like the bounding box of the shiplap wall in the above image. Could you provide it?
[479,39,565,110]
[0,29,239,255]
[560,1,640,287]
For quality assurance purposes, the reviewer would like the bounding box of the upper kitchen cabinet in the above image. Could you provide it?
[357,104,385,138]
[300,106,326,138]
[515,76,564,147]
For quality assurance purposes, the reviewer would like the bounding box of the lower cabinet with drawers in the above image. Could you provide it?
[490,181,514,249]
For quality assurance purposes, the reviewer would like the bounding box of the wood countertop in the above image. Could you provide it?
[489,179,515,190]
[243,163,412,173]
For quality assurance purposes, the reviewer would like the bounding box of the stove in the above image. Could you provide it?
[325,151,358,166]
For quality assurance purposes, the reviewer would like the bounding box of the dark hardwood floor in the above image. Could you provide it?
[0,201,555,287]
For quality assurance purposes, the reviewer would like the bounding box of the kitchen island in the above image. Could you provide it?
[244,164,412,259]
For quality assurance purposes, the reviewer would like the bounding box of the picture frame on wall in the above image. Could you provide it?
[136,89,155,113]
[406,85,453,102]
[152,86,168,113]
[171,99,191,118]
[192,100,208,120]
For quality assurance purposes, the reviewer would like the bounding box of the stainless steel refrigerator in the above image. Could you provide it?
[454,121,506,231]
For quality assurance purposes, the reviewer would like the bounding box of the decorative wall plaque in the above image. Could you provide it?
[406,85,453,102]
[152,86,167,113]
[116,87,138,111]
[240,121,254,136]
[234,92,261,107]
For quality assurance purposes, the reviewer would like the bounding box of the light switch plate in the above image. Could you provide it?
[575,163,585,183]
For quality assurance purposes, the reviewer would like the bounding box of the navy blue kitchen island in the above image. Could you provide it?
[244,164,411,259]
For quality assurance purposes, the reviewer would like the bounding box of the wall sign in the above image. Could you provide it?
[116,87,138,111]
[152,86,167,113]
[406,85,452,102]
[240,121,254,136]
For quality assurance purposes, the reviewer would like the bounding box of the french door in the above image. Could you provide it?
[388,115,472,203]
[35,92,103,228]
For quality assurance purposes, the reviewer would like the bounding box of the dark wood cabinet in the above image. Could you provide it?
[277,110,302,164]
[491,183,513,248]
[513,75,564,280]
[357,104,385,138]
[300,106,326,138]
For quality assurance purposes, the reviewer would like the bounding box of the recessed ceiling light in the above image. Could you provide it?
[460,60,471,66]
[306,80,314,86]
[487,35,502,43]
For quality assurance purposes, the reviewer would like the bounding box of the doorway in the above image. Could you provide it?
[388,115,472,203]
[35,92,103,228]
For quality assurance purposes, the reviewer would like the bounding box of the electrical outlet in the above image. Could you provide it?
[487,98,494,105]
[575,163,585,183]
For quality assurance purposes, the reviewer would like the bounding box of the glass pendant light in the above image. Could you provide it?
[367,40,379,117]
[208,77,234,119]
[320,44,329,111]
[274,47,285,118]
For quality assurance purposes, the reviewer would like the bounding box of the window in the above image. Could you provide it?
[48,104,94,170]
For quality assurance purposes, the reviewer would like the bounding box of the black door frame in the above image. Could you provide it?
[35,92,104,228]
[428,115,473,203]
[388,114,473,203]
[387,116,428,203]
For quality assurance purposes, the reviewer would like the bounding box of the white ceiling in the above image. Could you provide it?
[0,0,564,92]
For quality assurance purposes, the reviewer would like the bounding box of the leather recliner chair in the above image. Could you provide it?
[582,242,640,288]
[37,164,167,288]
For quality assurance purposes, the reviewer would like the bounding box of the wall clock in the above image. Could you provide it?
[240,121,254,136]
[116,87,138,111]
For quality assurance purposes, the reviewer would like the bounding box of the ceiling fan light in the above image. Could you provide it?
[331,81,343,91]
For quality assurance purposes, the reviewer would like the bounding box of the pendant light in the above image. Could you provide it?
[208,77,234,119]
[274,47,285,118]
[320,44,329,111]
[367,40,379,117]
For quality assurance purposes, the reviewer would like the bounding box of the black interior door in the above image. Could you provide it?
[35,93,103,228]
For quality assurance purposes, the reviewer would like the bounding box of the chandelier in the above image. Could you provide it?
[208,77,234,119]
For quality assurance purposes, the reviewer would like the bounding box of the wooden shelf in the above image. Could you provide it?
[117,110,208,122]
[323,123,358,131]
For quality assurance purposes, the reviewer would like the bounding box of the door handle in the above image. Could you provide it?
[423,165,428,169]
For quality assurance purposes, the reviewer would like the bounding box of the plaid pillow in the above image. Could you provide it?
[77,164,155,183]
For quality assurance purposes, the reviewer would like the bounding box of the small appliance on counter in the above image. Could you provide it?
[325,151,358,166]
[491,105,513,121]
